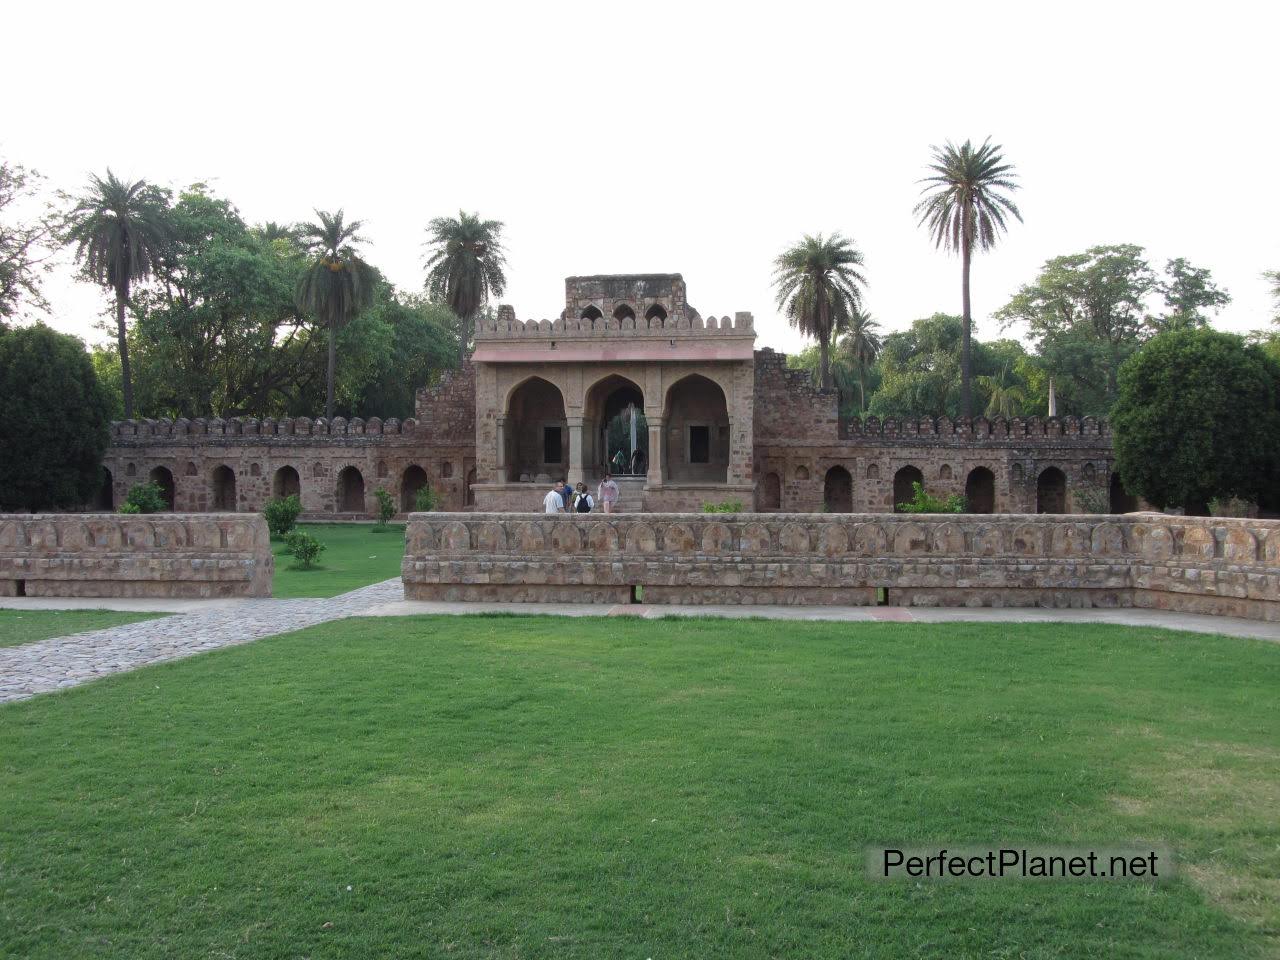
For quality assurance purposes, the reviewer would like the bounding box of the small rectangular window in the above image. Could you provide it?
[543,427,562,464]
[689,425,710,464]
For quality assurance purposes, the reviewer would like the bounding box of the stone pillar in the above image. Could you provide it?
[568,417,586,482]
[647,417,665,486]
[495,416,507,482]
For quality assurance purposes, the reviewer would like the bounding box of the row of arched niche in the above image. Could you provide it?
[97,461,474,514]
[758,465,1138,514]
[579,303,668,324]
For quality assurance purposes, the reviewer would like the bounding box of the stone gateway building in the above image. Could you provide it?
[102,273,1134,518]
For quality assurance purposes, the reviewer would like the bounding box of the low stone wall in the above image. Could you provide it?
[402,512,1280,620]
[0,514,273,598]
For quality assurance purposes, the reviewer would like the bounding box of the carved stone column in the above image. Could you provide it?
[494,416,507,482]
[567,417,587,482]
[646,417,665,486]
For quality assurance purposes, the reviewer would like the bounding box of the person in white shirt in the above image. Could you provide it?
[598,473,620,514]
[542,484,564,514]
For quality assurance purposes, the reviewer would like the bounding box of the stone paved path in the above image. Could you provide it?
[0,579,403,704]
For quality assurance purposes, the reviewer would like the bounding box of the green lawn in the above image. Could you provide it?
[0,609,166,648]
[2,617,1277,959]
[271,522,405,598]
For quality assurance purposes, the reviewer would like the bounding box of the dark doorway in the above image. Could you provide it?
[337,466,365,513]
[273,465,301,499]
[402,465,429,512]
[761,472,781,510]
[1109,472,1137,513]
[212,466,237,512]
[1037,467,1067,514]
[965,467,995,514]
[824,465,853,513]
[95,468,114,510]
[893,466,923,513]
[148,466,175,510]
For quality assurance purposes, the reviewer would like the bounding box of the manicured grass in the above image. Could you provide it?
[0,609,166,648]
[271,522,405,598]
[2,617,1277,958]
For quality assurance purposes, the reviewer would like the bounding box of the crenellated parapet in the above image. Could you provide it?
[473,311,756,340]
[844,413,1110,444]
[111,415,420,442]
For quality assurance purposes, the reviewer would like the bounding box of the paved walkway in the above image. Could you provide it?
[2,581,1277,704]
[0,579,401,704]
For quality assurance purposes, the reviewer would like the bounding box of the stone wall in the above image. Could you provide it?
[0,514,273,598]
[402,512,1280,621]
[751,349,1129,514]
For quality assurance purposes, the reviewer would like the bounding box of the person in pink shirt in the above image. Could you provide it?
[597,472,620,514]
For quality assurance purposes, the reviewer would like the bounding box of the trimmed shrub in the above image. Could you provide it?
[701,500,745,514]
[264,494,302,538]
[120,481,167,514]
[897,482,965,514]
[414,485,437,512]
[284,529,325,569]
[374,487,396,527]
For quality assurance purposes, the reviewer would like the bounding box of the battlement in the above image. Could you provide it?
[474,311,755,340]
[110,415,421,441]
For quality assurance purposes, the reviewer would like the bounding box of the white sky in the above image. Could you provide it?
[7,1,1278,355]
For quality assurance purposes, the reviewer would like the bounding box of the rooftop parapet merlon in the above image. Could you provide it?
[474,311,756,339]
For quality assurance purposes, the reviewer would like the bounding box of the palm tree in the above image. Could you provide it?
[835,311,883,412]
[976,363,1027,418]
[423,211,507,365]
[295,210,378,420]
[773,233,867,390]
[914,138,1022,418]
[64,170,170,419]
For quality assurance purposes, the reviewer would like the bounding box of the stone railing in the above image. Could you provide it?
[0,514,273,598]
[473,312,755,339]
[402,512,1280,619]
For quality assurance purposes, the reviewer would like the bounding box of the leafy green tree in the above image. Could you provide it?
[424,211,507,366]
[64,170,171,419]
[121,481,167,513]
[975,363,1027,417]
[0,157,60,321]
[1157,257,1230,329]
[1266,269,1280,324]
[0,324,112,511]
[914,138,1022,417]
[350,293,459,418]
[264,494,302,538]
[997,244,1157,413]
[128,186,312,417]
[295,210,378,420]
[773,233,867,390]
[1111,328,1280,513]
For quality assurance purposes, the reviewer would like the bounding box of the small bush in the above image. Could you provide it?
[374,487,396,528]
[263,494,302,538]
[896,482,965,514]
[1208,495,1258,518]
[120,481,167,514]
[701,500,745,514]
[414,485,438,512]
[284,529,325,569]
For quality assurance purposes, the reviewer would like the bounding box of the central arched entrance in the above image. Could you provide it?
[663,374,729,483]
[506,377,567,482]
[824,465,853,513]
[148,466,175,511]
[585,375,646,477]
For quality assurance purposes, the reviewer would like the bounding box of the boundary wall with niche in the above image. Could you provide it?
[402,512,1280,620]
[0,514,273,598]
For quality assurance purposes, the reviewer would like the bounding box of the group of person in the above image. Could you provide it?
[542,473,621,514]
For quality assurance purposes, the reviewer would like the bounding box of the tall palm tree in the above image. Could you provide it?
[914,138,1022,418]
[836,311,883,412]
[423,211,507,365]
[64,170,170,419]
[773,233,867,390]
[295,209,378,420]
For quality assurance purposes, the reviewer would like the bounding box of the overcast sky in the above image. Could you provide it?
[7,1,1278,355]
